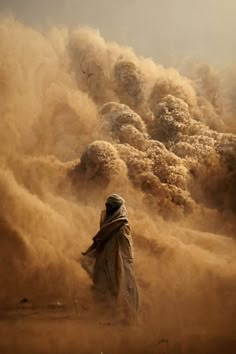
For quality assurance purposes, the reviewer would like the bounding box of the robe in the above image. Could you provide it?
[82,213,139,314]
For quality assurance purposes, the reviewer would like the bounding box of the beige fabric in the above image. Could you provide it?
[82,195,139,313]
[102,193,128,226]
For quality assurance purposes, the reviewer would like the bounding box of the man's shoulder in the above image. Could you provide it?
[121,221,131,233]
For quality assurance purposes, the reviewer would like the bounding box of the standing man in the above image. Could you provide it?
[81,194,139,317]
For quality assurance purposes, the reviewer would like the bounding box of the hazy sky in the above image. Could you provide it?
[0,0,235,67]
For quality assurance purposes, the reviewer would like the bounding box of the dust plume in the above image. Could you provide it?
[0,17,236,354]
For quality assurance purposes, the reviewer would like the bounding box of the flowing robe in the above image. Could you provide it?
[82,213,139,313]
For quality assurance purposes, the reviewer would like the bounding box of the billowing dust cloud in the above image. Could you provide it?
[0,17,236,354]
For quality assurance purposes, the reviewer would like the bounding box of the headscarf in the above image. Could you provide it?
[102,193,128,226]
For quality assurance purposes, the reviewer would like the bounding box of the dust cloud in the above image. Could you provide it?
[0,17,236,354]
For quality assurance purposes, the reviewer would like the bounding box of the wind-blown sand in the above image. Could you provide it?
[0,17,236,353]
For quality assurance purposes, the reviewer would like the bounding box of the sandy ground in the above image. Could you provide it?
[0,304,235,354]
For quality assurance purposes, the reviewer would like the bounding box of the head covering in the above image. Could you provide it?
[102,193,128,226]
[106,193,125,209]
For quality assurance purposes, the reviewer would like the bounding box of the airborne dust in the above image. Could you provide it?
[0,17,236,354]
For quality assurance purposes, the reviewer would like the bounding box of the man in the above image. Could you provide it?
[81,193,139,317]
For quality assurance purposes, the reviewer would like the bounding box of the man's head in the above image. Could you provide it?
[105,193,125,216]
